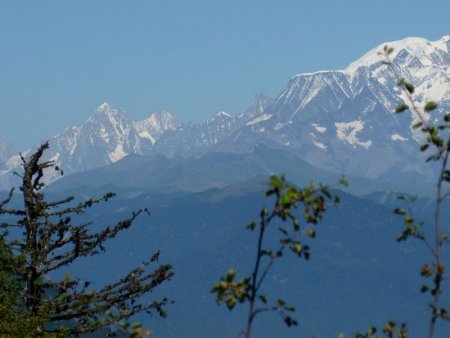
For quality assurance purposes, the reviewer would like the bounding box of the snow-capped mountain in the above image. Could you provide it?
[48,103,178,175]
[154,93,274,157]
[214,35,450,183]
[1,35,449,189]
[151,35,449,184]
[0,103,179,187]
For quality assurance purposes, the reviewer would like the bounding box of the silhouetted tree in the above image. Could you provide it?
[0,142,173,336]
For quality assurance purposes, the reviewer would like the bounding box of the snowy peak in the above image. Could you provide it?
[12,104,181,183]
[346,35,450,73]
[134,111,179,144]
[144,111,179,132]
[89,102,131,126]
[97,102,112,111]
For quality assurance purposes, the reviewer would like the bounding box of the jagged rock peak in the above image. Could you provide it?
[89,102,130,122]
[134,111,179,143]
[238,92,274,122]
[97,102,112,111]
[145,111,179,129]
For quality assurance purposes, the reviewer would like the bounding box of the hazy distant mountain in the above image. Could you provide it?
[47,103,177,174]
[211,35,450,184]
[0,139,18,189]
[48,144,433,197]
[0,139,15,163]
[0,139,17,165]
[1,36,449,189]
[41,179,445,338]
[0,103,179,187]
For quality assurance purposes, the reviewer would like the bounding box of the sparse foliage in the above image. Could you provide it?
[340,321,407,338]
[0,142,174,336]
[211,175,342,337]
[361,44,450,338]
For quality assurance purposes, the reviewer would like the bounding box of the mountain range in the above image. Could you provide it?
[1,35,449,190]
[1,35,449,337]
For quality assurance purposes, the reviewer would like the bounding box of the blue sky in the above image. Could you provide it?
[0,0,448,149]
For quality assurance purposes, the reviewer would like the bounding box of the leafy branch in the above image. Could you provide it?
[212,175,343,337]
[379,45,450,338]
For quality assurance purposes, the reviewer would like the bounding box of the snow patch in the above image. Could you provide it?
[137,130,156,144]
[216,111,232,118]
[391,133,408,142]
[335,120,372,149]
[312,123,327,133]
[109,144,127,162]
[99,127,110,144]
[98,102,111,111]
[274,123,285,131]
[313,140,327,150]
[246,113,272,126]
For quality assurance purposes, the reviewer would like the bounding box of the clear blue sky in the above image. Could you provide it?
[0,0,448,149]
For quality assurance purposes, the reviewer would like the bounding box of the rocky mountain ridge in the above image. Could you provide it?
[1,35,449,189]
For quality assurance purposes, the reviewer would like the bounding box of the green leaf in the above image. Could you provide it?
[57,293,68,303]
[404,82,414,94]
[259,295,268,303]
[394,208,406,215]
[226,269,236,281]
[443,170,450,182]
[367,326,377,334]
[284,304,296,312]
[261,249,272,256]
[292,219,300,231]
[277,299,286,306]
[395,103,409,113]
[420,144,429,152]
[246,222,256,231]
[292,242,302,254]
[33,276,44,286]
[269,175,283,190]
[424,101,438,112]
[130,322,142,329]
[338,176,348,187]
[306,229,316,238]
[260,208,269,217]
